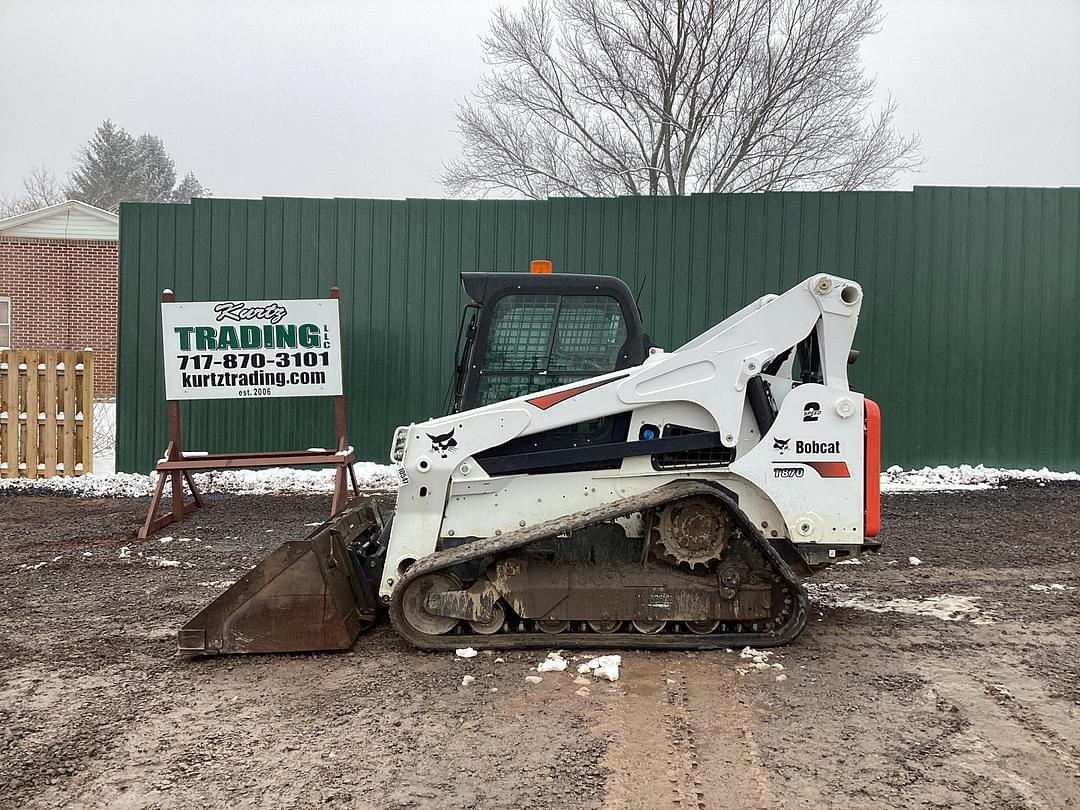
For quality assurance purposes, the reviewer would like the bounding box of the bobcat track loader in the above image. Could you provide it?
[178,267,881,655]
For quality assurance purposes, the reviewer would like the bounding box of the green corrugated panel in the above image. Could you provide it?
[116,188,1080,473]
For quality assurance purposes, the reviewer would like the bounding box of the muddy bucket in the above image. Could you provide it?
[177,496,391,655]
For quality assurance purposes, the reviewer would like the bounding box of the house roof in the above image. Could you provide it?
[0,200,119,241]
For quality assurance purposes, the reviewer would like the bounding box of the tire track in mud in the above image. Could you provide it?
[684,664,779,809]
[924,660,1080,801]
[972,672,1080,775]
[663,674,705,809]
[597,659,777,810]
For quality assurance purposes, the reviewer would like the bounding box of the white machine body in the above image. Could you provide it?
[381,274,874,600]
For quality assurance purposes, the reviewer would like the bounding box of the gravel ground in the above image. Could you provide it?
[1,482,1078,809]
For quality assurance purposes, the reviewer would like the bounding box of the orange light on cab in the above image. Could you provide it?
[530,259,553,274]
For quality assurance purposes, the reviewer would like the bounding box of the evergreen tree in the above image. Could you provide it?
[67,120,137,210]
[131,134,177,203]
[66,120,207,210]
[171,171,208,203]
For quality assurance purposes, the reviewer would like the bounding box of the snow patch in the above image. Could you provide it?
[738,646,780,672]
[881,464,1080,492]
[455,647,478,659]
[908,556,922,566]
[807,584,985,623]
[1029,583,1074,592]
[19,460,1077,499]
[577,655,621,681]
[0,460,398,498]
[536,652,568,672]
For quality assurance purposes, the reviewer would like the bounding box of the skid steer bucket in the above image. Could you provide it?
[177,494,393,655]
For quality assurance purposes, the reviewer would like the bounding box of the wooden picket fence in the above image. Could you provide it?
[0,350,94,478]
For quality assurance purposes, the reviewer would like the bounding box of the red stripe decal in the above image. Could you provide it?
[806,461,850,478]
[526,374,628,410]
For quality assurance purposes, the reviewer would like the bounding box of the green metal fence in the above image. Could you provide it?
[117,187,1080,473]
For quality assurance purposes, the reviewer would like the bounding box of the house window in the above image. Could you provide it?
[0,296,10,349]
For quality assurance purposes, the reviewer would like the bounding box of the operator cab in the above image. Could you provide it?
[448,268,650,472]
[451,270,650,413]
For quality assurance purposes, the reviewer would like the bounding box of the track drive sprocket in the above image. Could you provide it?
[650,495,733,569]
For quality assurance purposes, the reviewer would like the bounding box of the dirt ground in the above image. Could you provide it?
[1,482,1078,810]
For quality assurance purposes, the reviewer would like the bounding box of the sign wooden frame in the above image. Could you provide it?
[138,287,359,539]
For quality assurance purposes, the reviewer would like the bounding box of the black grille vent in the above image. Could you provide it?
[652,425,735,470]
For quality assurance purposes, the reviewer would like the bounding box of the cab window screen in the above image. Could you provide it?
[550,296,626,372]
[484,295,559,371]
[476,294,627,406]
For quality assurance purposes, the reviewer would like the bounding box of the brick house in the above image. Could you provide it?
[0,201,119,398]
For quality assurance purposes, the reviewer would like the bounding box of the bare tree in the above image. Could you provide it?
[22,165,64,208]
[444,0,922,198]
[0,165,65,218]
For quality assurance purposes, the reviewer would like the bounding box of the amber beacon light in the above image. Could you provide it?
[529,259,553,274]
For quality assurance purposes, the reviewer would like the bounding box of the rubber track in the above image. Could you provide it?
[389,480,809,651]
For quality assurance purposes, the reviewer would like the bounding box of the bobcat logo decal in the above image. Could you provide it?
[427,429,459,458]
[773,437,790,454]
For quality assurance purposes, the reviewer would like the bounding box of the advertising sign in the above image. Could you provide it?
[160,298,344,400]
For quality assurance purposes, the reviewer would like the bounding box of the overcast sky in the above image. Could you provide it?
[1,0,1078,201]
